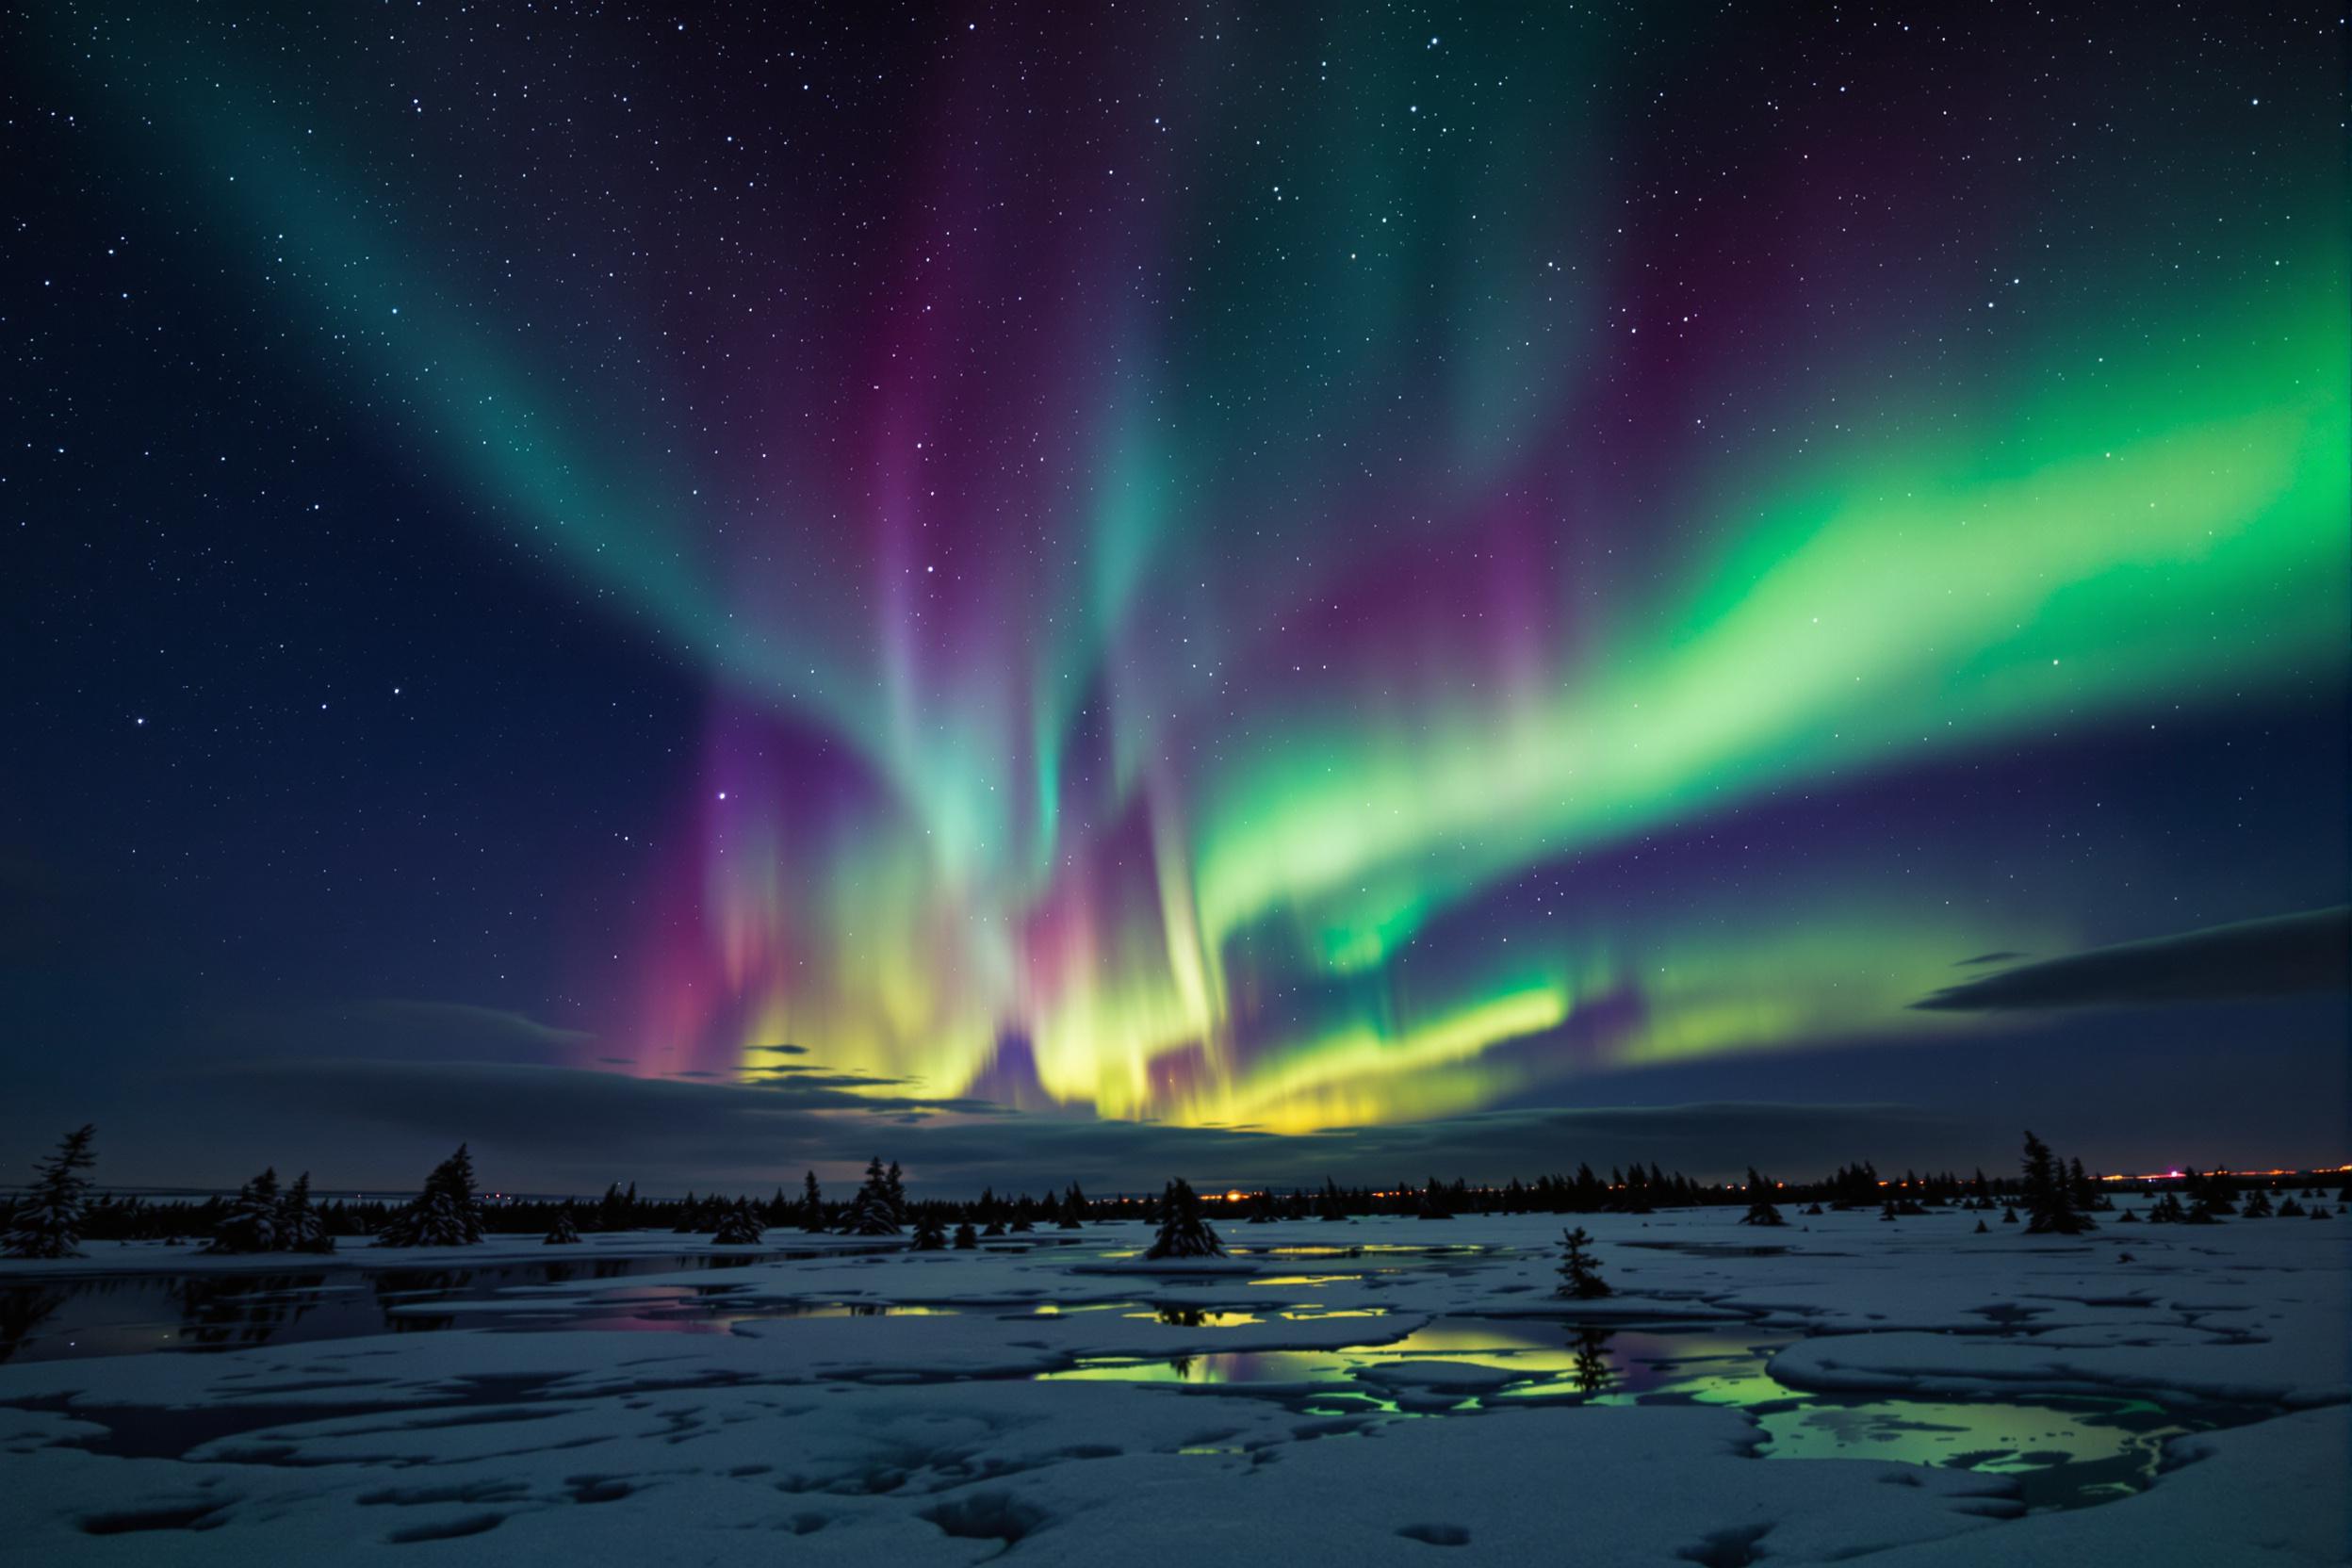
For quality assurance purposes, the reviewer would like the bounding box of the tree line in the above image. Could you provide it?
[4,1124,2342,1259]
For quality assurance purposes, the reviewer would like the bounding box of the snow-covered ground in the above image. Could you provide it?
[1,1207,2344,1564]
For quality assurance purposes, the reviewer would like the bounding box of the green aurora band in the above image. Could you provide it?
[57,6,2348,1131]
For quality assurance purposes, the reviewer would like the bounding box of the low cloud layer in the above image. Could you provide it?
[1913,906,2349,1013]
[171,1054,1956,1195]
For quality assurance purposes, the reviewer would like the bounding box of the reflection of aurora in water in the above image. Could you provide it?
[52,8,2348,1132]
[1039,1317,2248,1510]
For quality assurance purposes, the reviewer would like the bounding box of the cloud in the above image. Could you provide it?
[1913,906,2349,1013]
[210,999,596,1064]
[172,1055,1957,1194]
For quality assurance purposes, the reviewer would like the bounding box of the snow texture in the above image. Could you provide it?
[0,1207,2343,1564]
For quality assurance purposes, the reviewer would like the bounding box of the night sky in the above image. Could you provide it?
[4,3,2344,1196]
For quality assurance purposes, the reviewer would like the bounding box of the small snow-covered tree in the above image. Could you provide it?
[909,1210,947,1250]
[2019,1131,2093,1234]
[952,1221,978,1250]
[1145,1179,1225,1259]
[278,1171,334,1253]
[1416,1176,1454,1220]
[2068,1157,2105,1212]
[711,1199,764,1246]
[375,1145,485,1247]
[208,1168,283,1254]
[839,1158,903,1236]
[883,1161,907,1224]
[1557,1226,1611,1298]
[5,1125,98,1260]
[544,1207,582,1245]
[1317,1178,1349,1222]
[798,1170,826,1233]
[1739,1168,1785,1228]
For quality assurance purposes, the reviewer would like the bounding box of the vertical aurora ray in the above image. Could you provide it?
[58,4,2347,1126]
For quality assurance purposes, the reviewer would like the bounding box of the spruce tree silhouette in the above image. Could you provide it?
[545,1207,582,1245]
[840,1158,904,1236]
[1738,1168,1786,1227]
[1557,1227,1611,1298]
[4,1125,97,1260]
[277,1173,333,1253]
[2019,1131,2093,1234]
[207,1168,282,1253]
[1145,1179,1226,1259]
[799,1170,826,1233]
[375,1146,484,1247]
[711,1199,765,1246]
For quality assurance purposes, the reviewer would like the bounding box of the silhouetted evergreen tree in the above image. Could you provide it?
[2019,1131,2093,1234]
[1317,1178,1349,1221]
[1145,1179,1225,1259]
[711,1199,764,1246]
[208,1168,283,1253]
[952,1221,978,1250]
[1416,1176,1454,1220]
[1739,1168,1785,1227]
[2240,1186,2274,1218]
[375,1145,484,1247]
[1557,1227,1610,1298]
[545,1207,581,1245]
[840,1157,902,1235]
[910,1210,948,1250]
[2181,1168,2225,1223]
[4,1125,97,1260]
[2068,1157,2104,1212]
[278,1172,333,1253]
[799,1170,826,1233]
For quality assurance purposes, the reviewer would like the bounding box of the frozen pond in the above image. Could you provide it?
[0,1212,2342,1564]
[1041,1316,2247,1510]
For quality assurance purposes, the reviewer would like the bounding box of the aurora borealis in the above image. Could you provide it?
[3,3,2345,1188]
